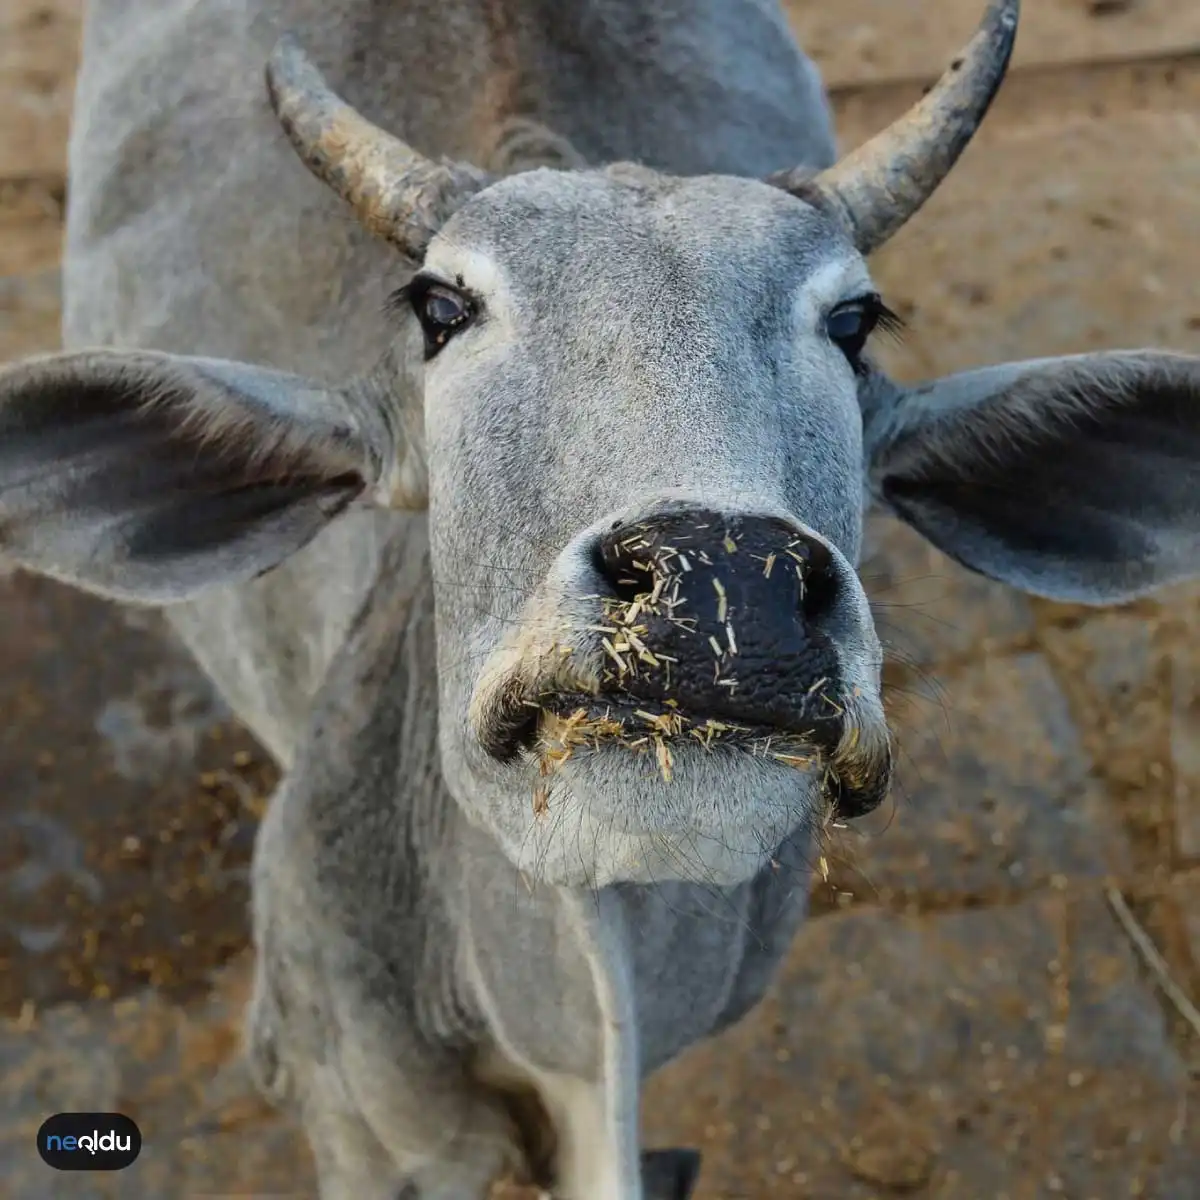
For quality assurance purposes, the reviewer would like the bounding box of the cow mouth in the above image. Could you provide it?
[482,688,890,819]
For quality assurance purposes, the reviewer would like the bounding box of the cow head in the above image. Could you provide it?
[2,0,1198,887]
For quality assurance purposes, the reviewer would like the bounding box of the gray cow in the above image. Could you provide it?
[1,0,1199,1196]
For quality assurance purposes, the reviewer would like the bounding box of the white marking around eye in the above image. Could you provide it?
[791,257,876,331]
[422,242,512,308]
[419,242,523,373]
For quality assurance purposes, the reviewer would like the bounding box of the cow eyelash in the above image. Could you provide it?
[826,293,906,371]
[868,296,906,339]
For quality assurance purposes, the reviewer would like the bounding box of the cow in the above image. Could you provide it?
[1,0,1198,1195]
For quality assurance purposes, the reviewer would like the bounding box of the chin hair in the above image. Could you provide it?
[506,744,827,889]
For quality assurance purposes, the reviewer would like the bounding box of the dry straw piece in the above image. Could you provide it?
[1105,886,1200,1043]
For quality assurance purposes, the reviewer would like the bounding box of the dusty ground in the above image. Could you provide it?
[1,1,1198,1197]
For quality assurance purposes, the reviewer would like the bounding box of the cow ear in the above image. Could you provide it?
[865,351,1200,604]
[0,348,407,604]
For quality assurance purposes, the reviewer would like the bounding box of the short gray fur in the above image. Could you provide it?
[0,1,1197,1197]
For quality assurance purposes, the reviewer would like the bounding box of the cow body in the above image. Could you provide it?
[63,3,837,1196]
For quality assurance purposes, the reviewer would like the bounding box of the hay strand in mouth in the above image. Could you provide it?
[533,697,829,789]
[654,736,674,783]
[771,751,815,768]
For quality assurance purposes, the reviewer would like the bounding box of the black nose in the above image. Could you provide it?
[593,508,844,739]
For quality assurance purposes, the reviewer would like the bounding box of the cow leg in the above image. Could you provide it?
[299,1084,509,1200]
[249,993,523,1200]
[298,1071,405,1200]
[301,1074,517,1200]
[522,1071,638,1200]
[246,878,523,1197]
[246,969,523,1200]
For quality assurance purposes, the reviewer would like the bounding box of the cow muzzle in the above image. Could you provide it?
[473,506,892,819]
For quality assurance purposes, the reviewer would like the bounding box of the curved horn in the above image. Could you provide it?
[265,35,491,259]
[774,0,1019,255]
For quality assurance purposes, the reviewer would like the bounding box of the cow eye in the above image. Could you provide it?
[826,298,881,362]
[411,280,475,356]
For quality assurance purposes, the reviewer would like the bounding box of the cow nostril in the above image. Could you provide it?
[592,536,647,604]
[796,539,839,627]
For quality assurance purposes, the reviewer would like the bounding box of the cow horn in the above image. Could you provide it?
[772,0,1019,255]
[265,35,491,260]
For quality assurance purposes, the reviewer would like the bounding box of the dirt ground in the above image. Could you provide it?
[1,1,1198,1197]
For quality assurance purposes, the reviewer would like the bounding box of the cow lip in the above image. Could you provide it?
[538,691,827,753]
[482,688,890,819]
[489,689,825,756]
